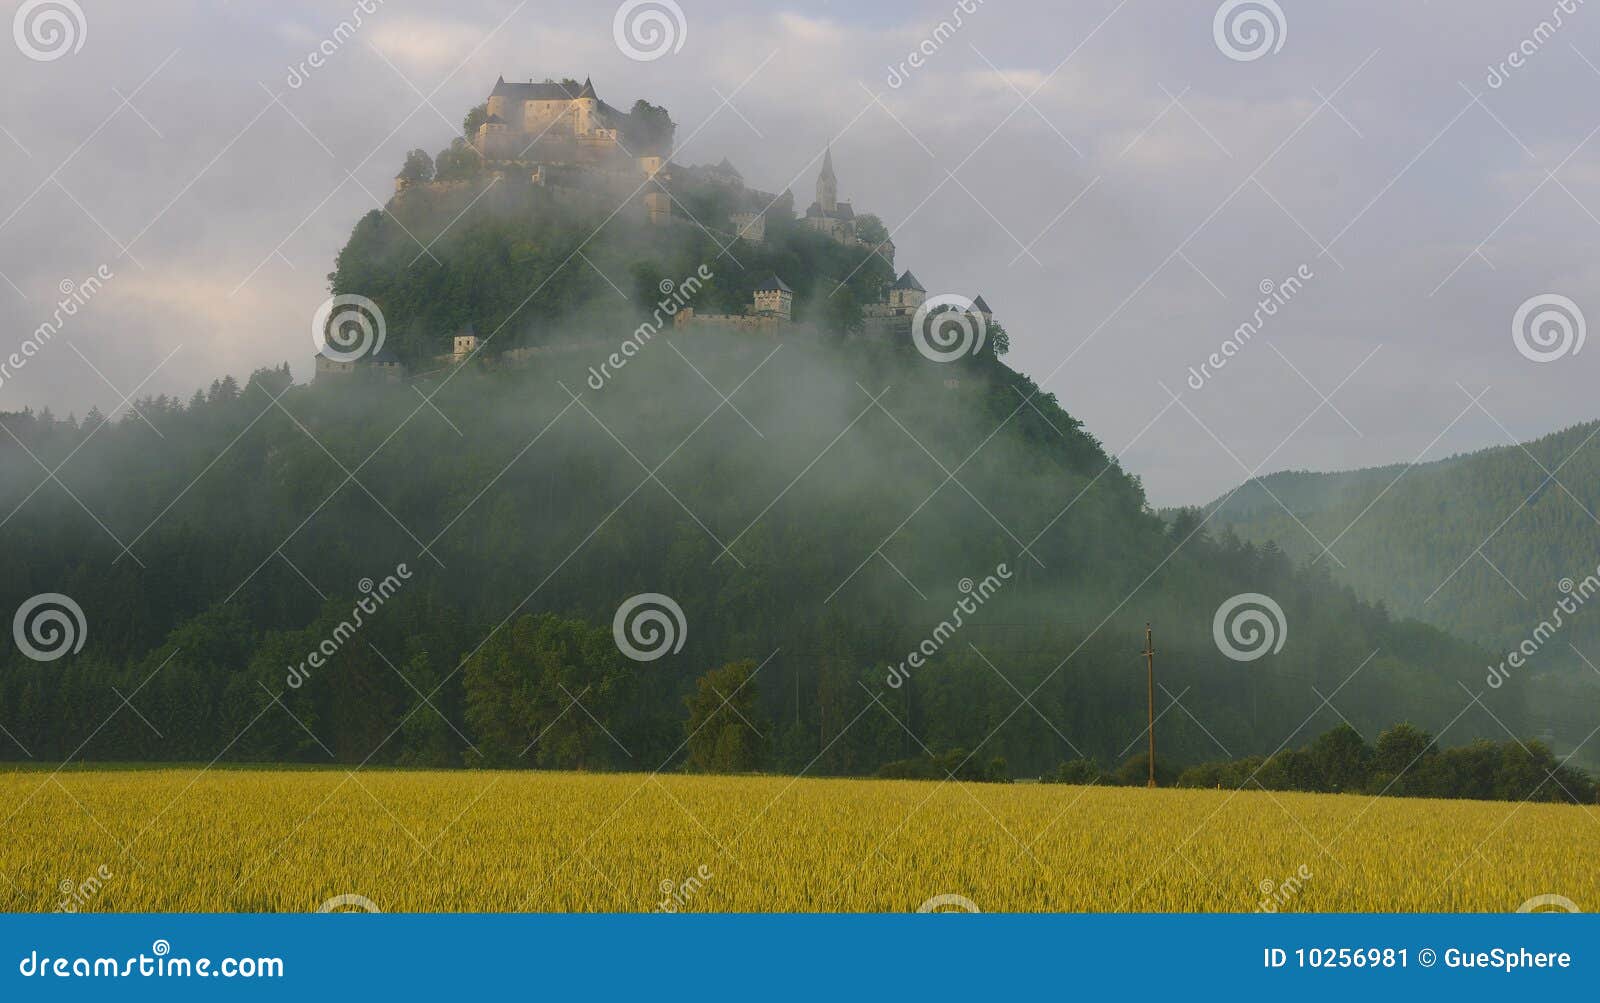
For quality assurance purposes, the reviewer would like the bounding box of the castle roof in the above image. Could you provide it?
[491,76,585,101]
[577,76,596,99]
[699,157,743,183]
[972,295,992,314]
[819,146,836,183]
[891,270,925,292]
[805,200,854,220]
[755,275,792,293]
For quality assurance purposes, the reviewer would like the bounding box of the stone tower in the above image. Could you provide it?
[574,76,598,133]
[816,146,838,214]
[753,275,793,321]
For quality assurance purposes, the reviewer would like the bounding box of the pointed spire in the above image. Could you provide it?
[816,145,838,213]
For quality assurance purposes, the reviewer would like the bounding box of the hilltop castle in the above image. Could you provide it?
[472,76,670,164]
[319,75,997,382]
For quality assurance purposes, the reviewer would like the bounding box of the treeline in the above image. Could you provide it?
[1199,420,1600,667]
[1035,724,1598,804]
[0,156,1548,781]
[0,337,1536,778]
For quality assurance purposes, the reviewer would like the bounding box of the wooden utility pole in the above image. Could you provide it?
[1143,622,1157,788]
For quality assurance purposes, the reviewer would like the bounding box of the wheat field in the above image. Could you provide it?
[1,768,1592,913]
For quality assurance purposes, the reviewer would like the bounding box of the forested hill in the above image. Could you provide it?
[1194,421,1600,659]
[1189,420,1600,763]
[0,176,1527,777]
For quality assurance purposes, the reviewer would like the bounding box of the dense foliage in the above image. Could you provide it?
[0,178,1541,784]
[1036,722,1597,804]
[1171,722,1596,804]
[332,175,896,368]
[1190,423,1600,761]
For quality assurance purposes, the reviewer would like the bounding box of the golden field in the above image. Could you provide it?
[0,768,1593,913]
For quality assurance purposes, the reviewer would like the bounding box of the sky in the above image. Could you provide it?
[2,0,1599,506]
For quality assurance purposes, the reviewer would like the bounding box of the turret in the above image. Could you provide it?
[888,270,925,310]
[753,275,793,321]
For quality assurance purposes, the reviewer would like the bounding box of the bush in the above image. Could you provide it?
[1042,758,1109,785]
[1114,752,1180,787]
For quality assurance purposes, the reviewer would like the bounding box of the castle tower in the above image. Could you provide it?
[574,76,598,133]
[753,275,793,321]
[452,324,479,363]
[888,270,925,311]
[816,146,838,214]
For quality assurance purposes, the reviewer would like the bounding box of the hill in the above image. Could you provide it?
[0,142,1532,779]
[1191,421,1600,758]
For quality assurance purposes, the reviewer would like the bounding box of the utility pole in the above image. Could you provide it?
[1143,622,1157,788]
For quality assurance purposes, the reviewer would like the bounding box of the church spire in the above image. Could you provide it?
[817,145,838,213]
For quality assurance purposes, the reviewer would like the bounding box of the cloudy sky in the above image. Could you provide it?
[2,0,1597,505]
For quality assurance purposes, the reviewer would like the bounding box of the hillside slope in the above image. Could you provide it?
[0,179,1528,776]
[1197,422,1600,656]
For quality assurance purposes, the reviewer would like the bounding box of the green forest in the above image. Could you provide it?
[1190,423,1600,759]
[0,140,1558,786]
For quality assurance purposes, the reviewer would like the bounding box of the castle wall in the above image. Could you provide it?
[860,302,919,341]
[673,309,786,334]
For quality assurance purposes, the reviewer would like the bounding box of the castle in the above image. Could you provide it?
[674,276,793,333]
[859,270,993,341]
[473,76,663,165]
[318,75,996,382]
[804,147,851,241]
[803,147,894,266]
